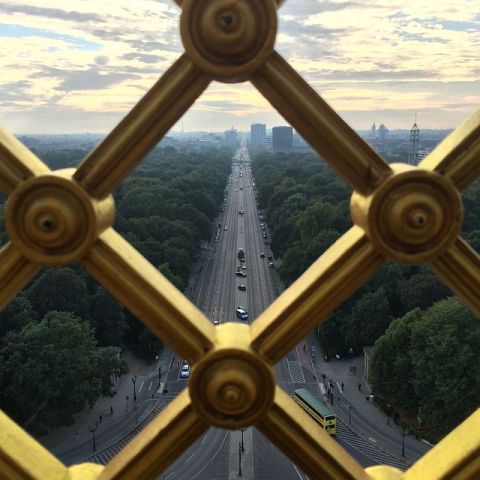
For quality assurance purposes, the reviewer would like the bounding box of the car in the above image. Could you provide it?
[267,255,273,260]
[213,320,219,325]
[269,262,275,268]
[241,265,246,270]
[239,210,244,214]
[236,271,246,277]
[260,252,265,258]
[238,285,246,291]
[180,364,190,378]
[224,227,228,231]
[235,307,249,321]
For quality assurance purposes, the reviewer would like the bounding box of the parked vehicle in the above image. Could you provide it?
[180,364,190,378]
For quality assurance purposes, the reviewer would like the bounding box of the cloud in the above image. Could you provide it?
[0,0,478,132]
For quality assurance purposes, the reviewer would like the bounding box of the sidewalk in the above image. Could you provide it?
[37,347,173,456]
[298,338,432,466]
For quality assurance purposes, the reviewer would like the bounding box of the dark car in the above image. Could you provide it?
[238,285,246,291]
[236,271,246,277]
[260,252,265,258]
[267,255,273,261]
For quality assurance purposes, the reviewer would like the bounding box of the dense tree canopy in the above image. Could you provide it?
[0,311,126,433]
[370,298,480,438]
[0,143,231,430]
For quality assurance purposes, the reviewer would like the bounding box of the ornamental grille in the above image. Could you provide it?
[1,1,480,479]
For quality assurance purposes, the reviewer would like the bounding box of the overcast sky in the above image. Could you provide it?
[0,0,479,134]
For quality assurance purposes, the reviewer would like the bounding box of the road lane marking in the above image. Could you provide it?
[148,382,152,391]
[138,381,144,393]
[201,434,207,445]
[185,452,195,464]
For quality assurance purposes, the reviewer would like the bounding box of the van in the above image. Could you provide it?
[235,307,249,321]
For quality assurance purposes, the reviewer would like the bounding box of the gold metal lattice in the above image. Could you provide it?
[1,0,480,479]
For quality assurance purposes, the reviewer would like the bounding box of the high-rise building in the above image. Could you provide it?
[408,122,420,165]
[250,123,266,148]
[370,122,377,139]
[224,127,238,150]
[272,126,293,153]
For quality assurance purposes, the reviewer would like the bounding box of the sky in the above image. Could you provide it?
[0,0,479,134]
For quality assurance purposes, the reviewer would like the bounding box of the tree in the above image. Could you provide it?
[369,309,420,410]
[370,298,480,439]
[90,287,128,346]
[0,311,126,432]
[344,288,391,351]
[410,298,480,436]
[26,268,90,320]
[0,293,34,340]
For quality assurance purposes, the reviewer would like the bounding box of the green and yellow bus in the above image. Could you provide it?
[294,388,336,435]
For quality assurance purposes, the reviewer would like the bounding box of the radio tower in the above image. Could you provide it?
[408,112,419,165]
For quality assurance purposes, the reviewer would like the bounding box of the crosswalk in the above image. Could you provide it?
[287,360,306,383]
[336,421,410,471]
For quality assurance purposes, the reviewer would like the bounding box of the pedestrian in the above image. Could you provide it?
[341,382,344,391]
[303,344,306,352]
[126,395,129,402]
[75,431,79,441]
[110,406,114,415]
[99,415,102,423]
[358,383,362,392]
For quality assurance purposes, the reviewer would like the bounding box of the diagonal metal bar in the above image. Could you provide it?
[0,242,39,311]
[99,389,208,480]
[258,387,371,480]
[419,109,480,191]
[403,409,480,480]
[74,54,210,198]
[0,411,69,480]
[251,226,384,364]
[429,236,480,317]
[0,125,50,195]
[251,51,392,195]
[82,228,215,363]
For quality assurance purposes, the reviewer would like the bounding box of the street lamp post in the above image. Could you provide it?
[401,430,406,457]
[240,427,246,452]
[349,405,352,425]
[238,441,242,477]
[132,375,137,402]
[88,421,98,452]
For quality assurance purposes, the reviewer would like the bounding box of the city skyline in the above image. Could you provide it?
[0,1,479,134]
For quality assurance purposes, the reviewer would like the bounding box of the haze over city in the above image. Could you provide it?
[0,0,479,134]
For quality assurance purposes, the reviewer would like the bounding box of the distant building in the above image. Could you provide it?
[293,133,313,153]
[377,123,388,140]
[272,126,293,153]
[408,122,420,165]
[370,122,377,139]
[250,123,266,148]
[224,127,238,150]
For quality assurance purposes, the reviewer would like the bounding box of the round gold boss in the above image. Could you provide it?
[181,0,277,82]
[189,325,275,428]
[351,164,462,263]
[5,169,114,265]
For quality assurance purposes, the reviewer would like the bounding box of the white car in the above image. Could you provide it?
[180,364,190,378]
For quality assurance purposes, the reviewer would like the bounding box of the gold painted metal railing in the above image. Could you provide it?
[1,0,480,479]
